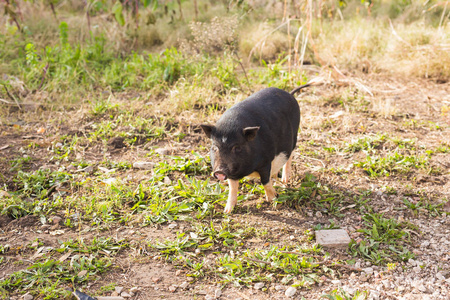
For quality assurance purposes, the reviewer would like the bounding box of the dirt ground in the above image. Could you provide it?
[0,74,449,300]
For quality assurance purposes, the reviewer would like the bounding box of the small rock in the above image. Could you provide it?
[369,290,379,300]
[342,285,356,295]
[364,267,374,274]
[51,216,62,224]
[436,272,445,281]
[275,285,285,292]
[130,287,139,293]
[23,293,33,300]
[133,162,154,170]
[109,137,126,149]
[121,292,132,298]
[168,223,178,229]
[115,287,124,294]
[315,211,323,218]
[315,229,351,248]
[111,291,119,296]
[175,270,182,276]
[382,280,391,289]
[413,266,421,273]
[254,282,264,290]
[77,165,94,173]
[331,280,341,285]
[285,286,297,297]
[169,285,177,293]
[179,281,189,289]
[152,277,161,283]
[155,148,170,155]
[421,241,430,248]
[408,258,416,266]
[214,288,222,298]
[205,296,215,300]
[417,284,428,293]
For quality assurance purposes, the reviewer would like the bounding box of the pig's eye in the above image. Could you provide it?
[232,146,242,153]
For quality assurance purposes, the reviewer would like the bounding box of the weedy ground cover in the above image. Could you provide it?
[0,0,449,299]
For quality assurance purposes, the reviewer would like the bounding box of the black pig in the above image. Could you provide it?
[201,84,309,213]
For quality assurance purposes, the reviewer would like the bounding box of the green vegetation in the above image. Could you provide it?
[349,214,416,265]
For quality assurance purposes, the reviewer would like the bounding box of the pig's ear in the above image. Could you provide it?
[243,126,260,141]
[200,124,215,138]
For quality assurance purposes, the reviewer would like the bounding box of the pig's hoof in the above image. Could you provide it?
[223,204,234,214]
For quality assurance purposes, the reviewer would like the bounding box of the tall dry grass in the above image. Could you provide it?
[1,0,449,81]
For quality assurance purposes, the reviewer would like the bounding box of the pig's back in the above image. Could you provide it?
[218,87,300,151]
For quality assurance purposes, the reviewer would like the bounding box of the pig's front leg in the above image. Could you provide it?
[224,179,239,213]
[260,167,277,201]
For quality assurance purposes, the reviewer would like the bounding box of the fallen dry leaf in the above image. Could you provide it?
[59,250,72,262]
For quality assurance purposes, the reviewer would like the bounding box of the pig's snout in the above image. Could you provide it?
[214,170,228,181]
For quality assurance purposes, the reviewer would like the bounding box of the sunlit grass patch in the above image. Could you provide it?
[0,237,128,299]
[349,213,416,265]
[354,152,438,177]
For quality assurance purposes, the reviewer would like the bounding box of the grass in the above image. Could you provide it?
[0,237,128,298]
[349,213,416,265]
[355,152,436,177]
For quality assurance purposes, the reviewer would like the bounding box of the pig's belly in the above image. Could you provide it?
[246,152,289,179]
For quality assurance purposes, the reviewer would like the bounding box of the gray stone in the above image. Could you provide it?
[115,287,124,294]
[214,288,222,298]
[360,273,370,282]
[179,281,189,289]
[369,290,379,300]
[417,284,428,293]
[275,285,285,292]
[23,293,33,300]
[436,272,445,281]
[254,282,264,290]
[315,229,351,248]
[121,292,132,298]
[382,280,391,289]
[155,148,170,155]
[364,267,374,274]
[168,222,178,229]
[285,287,297,297]
[133,162,154,170]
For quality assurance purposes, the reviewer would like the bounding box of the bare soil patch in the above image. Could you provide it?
[0,75,449,299]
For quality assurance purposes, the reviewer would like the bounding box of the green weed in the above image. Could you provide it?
[321,288,368,300]
[277,173,345,216]
[349,213,415,265]
[355,152,434,177]
[344,134,387,153]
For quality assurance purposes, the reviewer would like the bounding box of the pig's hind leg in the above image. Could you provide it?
[281,153,293,184]
[224,179,239,213]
